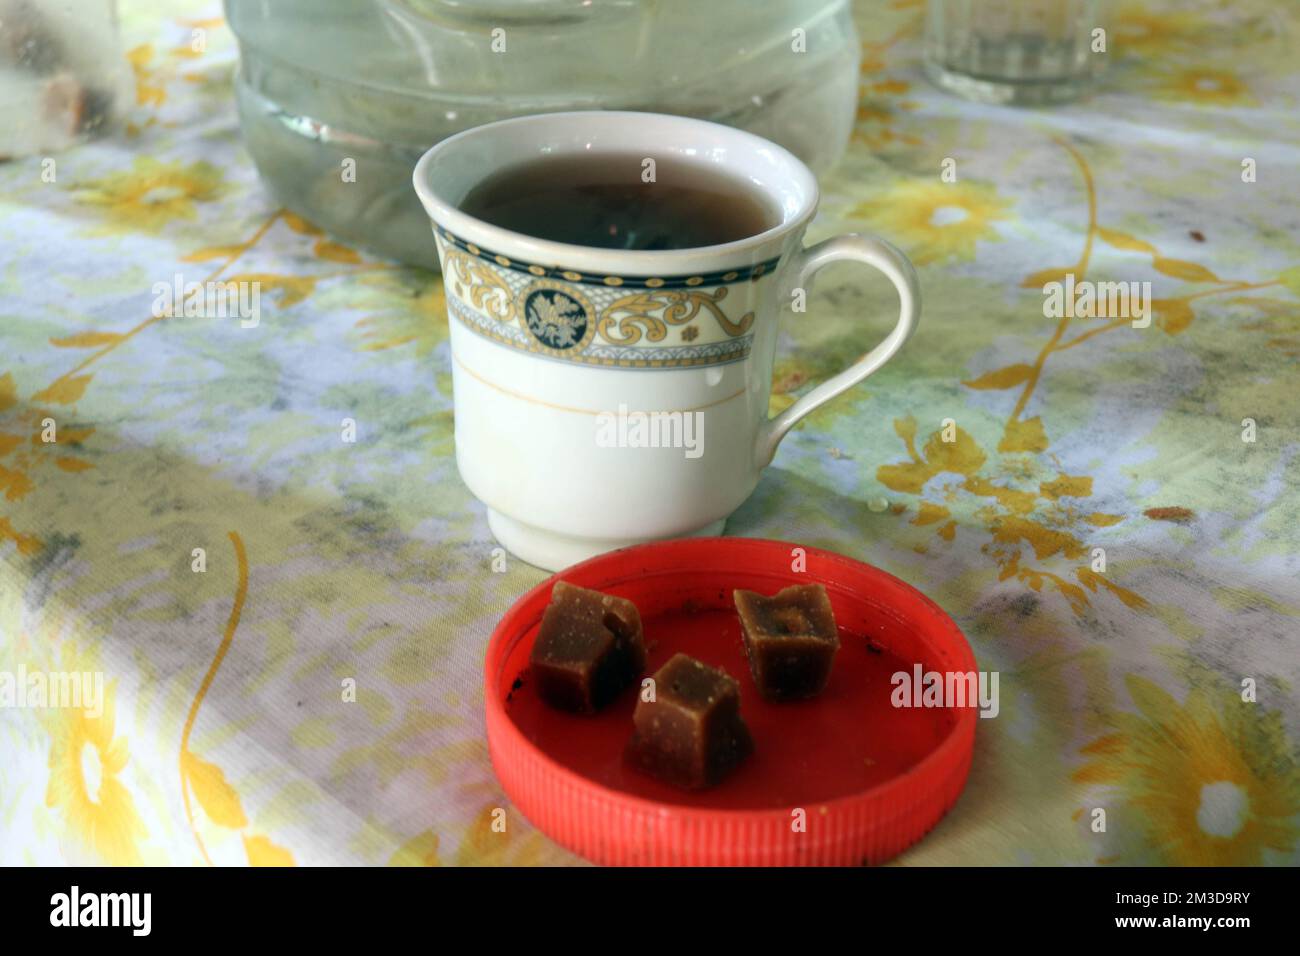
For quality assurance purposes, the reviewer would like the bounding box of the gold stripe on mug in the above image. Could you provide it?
[452,353,747,416]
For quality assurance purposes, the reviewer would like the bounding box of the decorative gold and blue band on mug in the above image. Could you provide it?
[435,227,771,369]
[435,226,781,289]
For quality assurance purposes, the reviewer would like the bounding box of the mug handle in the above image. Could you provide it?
[755,233,921,468]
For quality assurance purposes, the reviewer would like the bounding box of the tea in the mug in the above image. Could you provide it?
[458,153,780,250]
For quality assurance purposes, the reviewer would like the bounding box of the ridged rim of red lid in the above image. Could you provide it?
[484,537,978,866]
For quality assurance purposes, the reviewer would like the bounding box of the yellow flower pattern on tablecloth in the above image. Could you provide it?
[849,180,1011,265]
[876,415,1144,614]
[45,685,147,865]
[1156,68,1253,107]
[72,156,226,233]
[1075,676,1300,866]
[1112,4,1210,56]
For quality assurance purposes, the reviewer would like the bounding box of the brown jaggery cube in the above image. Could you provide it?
[627,653,753,789]
[529,580,646,714]
[734,584,840,700]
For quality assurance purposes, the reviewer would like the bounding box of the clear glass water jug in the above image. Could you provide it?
[225,0,861,265]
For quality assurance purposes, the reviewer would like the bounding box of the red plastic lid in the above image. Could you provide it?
[484,537,978,866]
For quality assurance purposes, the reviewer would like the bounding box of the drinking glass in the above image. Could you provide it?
[923,0,1109,105]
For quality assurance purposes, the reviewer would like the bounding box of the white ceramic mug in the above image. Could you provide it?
[413,111,920,571]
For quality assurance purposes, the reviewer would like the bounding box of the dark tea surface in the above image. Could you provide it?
[458,153,779,250]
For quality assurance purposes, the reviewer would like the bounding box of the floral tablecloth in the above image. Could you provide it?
[1,0,1297,866]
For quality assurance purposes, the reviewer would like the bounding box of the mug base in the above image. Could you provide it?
[487,510,727,572]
